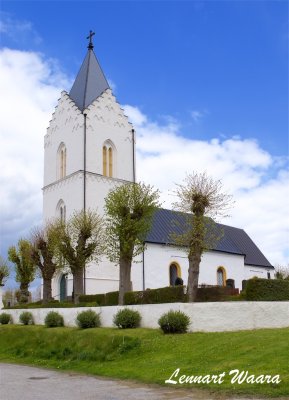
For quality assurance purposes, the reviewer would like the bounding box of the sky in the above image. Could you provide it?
[0,0,288,289]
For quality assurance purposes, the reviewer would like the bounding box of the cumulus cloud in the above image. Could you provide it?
[0,48,71,259]
[123,105,289,266]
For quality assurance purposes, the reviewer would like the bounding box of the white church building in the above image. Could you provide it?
[43,35,273,300]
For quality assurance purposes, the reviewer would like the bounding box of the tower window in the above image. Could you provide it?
[57,143,67,179]
[56,200,66,222]
[102,141,115,177]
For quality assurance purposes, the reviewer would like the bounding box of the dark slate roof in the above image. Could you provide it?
[146,208,273,268]
[69,49,109,111]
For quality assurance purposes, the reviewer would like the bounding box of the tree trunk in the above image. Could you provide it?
[118,258,132,305]
[42,278,53,304]
[19,282,30,303]
[187,251,202,302]
[73,268,84,304]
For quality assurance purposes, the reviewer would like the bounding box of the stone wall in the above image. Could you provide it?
[3,301,289,332]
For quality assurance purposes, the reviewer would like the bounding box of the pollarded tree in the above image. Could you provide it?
[55,209,104,304]
[0,256,9,287]
[30,222,59,304]
[173,172,233,302]
[104,182,160,305]
[8,239,36,303]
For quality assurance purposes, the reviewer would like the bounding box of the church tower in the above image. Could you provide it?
[43,33,135,299]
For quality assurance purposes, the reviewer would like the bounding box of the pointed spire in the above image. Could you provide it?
[69,32,110,111]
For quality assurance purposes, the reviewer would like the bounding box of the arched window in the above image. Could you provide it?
[56,199,66,222]
[102,140,115,178]
[217,267,227,286]
[57,143,66,179]
[169,262,181,286]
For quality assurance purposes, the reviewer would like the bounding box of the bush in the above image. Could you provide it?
[196,286,239,302]
[19,311,34,325]
[113,308,141,329]
[79,293,106,306]
[44,311,64,327]
[245,278,289,301]
[124,286,186,305]
[158,310,190,334]
[76,309,101,329]
[106,291,119,306]
[0,313,12,325]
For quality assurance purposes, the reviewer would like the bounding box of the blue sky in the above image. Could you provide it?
[0,1,288,290]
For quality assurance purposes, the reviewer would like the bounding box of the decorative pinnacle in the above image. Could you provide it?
[87,30,95,50]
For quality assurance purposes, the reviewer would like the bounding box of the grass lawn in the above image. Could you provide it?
[0,325,288,398]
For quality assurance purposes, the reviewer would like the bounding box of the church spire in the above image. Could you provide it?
[69,31,110,111]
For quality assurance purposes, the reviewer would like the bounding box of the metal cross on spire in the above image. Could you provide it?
[87,30,95,50]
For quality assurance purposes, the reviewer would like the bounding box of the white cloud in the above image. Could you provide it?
[191,109,207,122]
[0,48,71,257]
[0,12,42,45]
[124,105,289,266]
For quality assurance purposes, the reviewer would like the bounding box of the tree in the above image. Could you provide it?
[104,182,160,305]
[30,222,59,304]
[274,264,289,280]
[173,172,233,302]
[8,239,36,303]
[55,209,104,304]
[0,256,9,286]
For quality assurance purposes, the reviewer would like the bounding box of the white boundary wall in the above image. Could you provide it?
[3,302,289,332]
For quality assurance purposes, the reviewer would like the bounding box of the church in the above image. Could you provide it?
[43,34,273,301]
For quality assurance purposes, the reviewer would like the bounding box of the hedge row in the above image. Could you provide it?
[245,278,289,301]
[124,286,185,305]
[80,285,239,306]
[78,291,119,306]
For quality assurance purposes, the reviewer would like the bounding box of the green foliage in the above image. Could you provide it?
[124,286,186,305]
[76,309,101,329]
[196,286,239,302]
[158,310,190,334]
[54,209,105,273]
[8,239,36,303]
[44,311,64,327]
[0,256,9,286]
[78,294,106,306]
[245,278,289,301]
[30,222,60,302]
[104,182,160,263]
[19,311,34,325]
[0,313,12,324]
[105,291,119,306]
[113,308,141,329]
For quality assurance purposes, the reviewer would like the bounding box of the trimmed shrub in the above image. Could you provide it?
[125,286,186,305]
[0,313,12,325]
[106,291,119,306]
[19,311,34,325]
[196,286,239,302]
[245,278,289,301]
[158,310,190,334]
[44,311,64,327]
[78,294,105,306]
[113,308,141,329]
[76,309,101,329]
